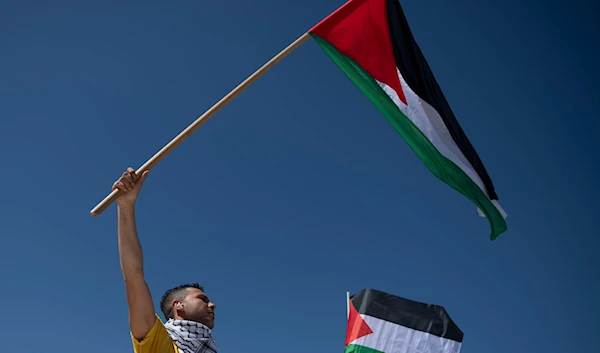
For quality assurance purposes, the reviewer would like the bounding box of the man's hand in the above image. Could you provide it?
[113,167,149,205]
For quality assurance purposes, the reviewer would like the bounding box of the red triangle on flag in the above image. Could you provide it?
[345,298,373,346]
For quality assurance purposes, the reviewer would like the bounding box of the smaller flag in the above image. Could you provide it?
[346,289,463,353]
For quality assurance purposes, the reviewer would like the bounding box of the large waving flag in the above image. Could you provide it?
[90,0,509,238]
[346,289,463,353]
[309,0,507,239]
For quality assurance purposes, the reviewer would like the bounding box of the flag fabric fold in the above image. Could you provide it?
[346,289,463,353]
[308,0,507,239]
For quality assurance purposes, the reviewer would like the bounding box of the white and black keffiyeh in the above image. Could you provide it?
[164,319,217,353]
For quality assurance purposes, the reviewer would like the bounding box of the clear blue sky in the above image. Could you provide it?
[1,0,598,352]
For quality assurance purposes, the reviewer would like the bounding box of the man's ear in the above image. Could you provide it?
[173,300,184,312]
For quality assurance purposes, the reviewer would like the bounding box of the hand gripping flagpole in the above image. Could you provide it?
[90,32,311,216]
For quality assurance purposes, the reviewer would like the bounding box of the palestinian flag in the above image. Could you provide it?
[346,289,463,353]
[308,0,507,239]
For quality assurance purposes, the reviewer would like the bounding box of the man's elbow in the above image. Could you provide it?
[122,268,145,283]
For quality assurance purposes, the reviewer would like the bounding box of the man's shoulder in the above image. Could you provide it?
[131,314,178,353]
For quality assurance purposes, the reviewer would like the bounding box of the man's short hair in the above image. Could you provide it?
[160,283,204,319]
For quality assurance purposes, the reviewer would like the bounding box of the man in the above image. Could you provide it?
[113,167,217,353]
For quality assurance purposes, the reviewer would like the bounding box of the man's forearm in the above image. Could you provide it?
[118,202,144,278]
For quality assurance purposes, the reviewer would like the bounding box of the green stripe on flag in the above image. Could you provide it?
[346,344,384,353]
[310,33,507,239]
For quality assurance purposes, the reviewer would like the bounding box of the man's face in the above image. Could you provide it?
[180,287,216,329]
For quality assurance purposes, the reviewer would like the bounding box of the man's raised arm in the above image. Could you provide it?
[114,167,155,341]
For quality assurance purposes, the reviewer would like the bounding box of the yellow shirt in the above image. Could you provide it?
[131,314,179,353]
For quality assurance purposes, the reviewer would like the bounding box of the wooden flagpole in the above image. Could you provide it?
[90,32,311,216]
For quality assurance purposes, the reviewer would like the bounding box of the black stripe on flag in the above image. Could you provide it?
[385,0,498,201]
[351,288,463,342]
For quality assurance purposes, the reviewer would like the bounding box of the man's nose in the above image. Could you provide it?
[208,302,216,310]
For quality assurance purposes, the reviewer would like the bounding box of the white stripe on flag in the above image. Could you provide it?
[351,314,462,353]
[375,69,506,219]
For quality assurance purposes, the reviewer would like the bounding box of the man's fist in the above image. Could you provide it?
[112,167,149,205]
